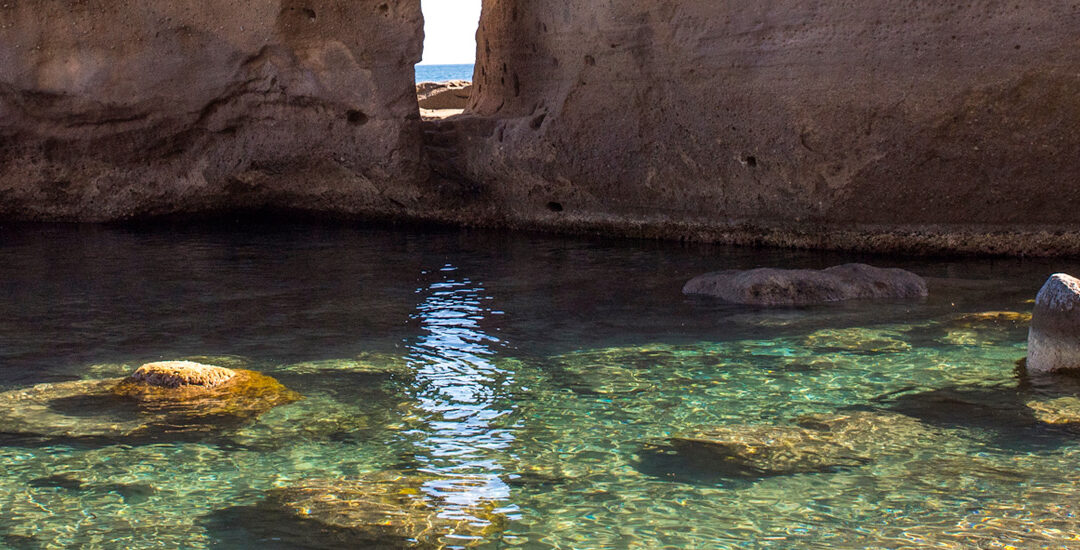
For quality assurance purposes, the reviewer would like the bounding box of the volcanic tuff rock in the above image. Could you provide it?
[0,0,427,220]
[456,0,1080,254]
[4,1,1080,256]
[682,264,927,306]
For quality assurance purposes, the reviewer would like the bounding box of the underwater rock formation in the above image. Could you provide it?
[669,411,928,477]
[264,472,506,548]
[683,264,927,306]
[0,362,300,439]
[1027,274,1080,375]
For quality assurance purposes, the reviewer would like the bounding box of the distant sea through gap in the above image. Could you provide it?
[415,64,474,83]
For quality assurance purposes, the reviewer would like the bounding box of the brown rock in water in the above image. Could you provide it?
[683,264,927,306]
[267,472,506,548]
[113,367,301,420]
[1027,274,1080,375]
[129,361,236,388]
[0,363,300,439]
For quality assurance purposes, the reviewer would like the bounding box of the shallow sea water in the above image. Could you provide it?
[0,222,1078,549]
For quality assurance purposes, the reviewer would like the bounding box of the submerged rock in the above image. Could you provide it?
[1026,397,1080,425]
[266,472,506,548]
[683,264,927,306]
[802,327,911,353]
[0,362,300,439]
[1027,274,1080,375]
[669,412,927,477]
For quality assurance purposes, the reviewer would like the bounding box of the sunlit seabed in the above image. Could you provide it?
[0,223,1077,548]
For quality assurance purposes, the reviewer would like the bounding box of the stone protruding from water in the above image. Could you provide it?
[682,263,927,306]
[0,359,301,440]
[129,361,237,388]
[1027,273,1080,375]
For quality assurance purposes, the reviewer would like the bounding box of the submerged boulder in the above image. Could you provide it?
[1027,274,1080,375]
[669,412,927,477]
[683,263,927,306]
[265,472,506,548]
[0,361,300,439]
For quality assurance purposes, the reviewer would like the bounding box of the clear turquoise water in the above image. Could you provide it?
[416,64,474,83]
[0,222,1077,548]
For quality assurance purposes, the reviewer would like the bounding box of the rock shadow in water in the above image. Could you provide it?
[633,443,782,486]
[881,384,1080,451]
[201,503,368,550]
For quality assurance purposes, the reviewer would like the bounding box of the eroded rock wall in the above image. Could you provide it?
[0,0,426,220]
[453,1,1080,254]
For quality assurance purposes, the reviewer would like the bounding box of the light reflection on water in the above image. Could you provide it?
[407,264,516,516]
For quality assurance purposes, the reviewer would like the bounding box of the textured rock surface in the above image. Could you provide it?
[4,1,1080,256]
[1027,274,1080,375]
[130,361,236,388]
[683,263,927,306]
[445,0,1080,255]
[0,0,427,220]
[0,368,300,439]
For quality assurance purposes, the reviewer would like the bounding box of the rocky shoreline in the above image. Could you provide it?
[2,1,1079,256]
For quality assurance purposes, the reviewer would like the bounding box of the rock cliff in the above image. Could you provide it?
[449,0,1080,255]
[0,0,426,220]
[3,1,1080,255]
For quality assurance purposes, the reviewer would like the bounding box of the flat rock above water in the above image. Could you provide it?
[683,263,928,306]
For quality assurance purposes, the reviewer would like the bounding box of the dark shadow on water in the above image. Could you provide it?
[200,503,410,550]
[633,443,807,487]
[27,474,157,505]
[879,383,1080,451]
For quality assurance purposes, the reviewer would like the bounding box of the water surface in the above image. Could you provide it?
[0,222,1075,548]
[416,64,474,83]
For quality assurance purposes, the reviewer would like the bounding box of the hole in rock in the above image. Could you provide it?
[415,0,480,121]
[345,110,368,125]
[530,114,546,130]
[546,201,564,213]
[745,156,758,168]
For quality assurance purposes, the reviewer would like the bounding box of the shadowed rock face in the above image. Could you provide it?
[0,0,427,221]
[455,0,1080,255]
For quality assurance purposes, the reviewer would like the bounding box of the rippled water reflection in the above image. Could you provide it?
[409,265,516,518]
[0,222,1078,548]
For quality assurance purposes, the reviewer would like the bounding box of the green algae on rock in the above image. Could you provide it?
[266,472,507,548]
